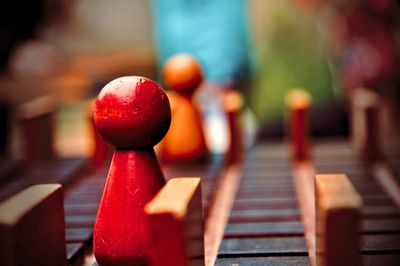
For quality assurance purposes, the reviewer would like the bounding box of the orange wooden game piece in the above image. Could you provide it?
[93,76,171,265]
[159,54,208,163]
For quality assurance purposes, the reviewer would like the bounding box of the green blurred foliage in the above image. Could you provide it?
[249,1,338,125]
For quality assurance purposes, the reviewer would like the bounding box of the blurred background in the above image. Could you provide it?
[0,0,399,157]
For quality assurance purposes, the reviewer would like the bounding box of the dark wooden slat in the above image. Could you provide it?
[215,256,310,265]
[66,228,93,243]
[236,190,295,198]
[237,181,295,189]
[64,194,103,205]
[0,158,87,202]
[228,209,301,223]
[362,196,397,206]
[242,172,293,179]
[362,234,400,252]
[362,254,400,266]
[218,237,308,256]
[65,191,103,201]
[361,206,400,219]
[64,203,99,215]
[224,221,304,237]
[362,219,400,234]
[232,199,298,210]
[65,215,96,228]
[234,193,298,200]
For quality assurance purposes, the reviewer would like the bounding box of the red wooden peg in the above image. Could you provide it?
[222,90,244,165]
[93,76,171,265]
[285,89,312,161]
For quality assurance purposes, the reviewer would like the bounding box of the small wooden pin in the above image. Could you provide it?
[285,89,312,161]
[221,90,244,165]
[351,88,382,162]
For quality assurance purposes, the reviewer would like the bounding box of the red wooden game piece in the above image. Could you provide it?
[93,76,171,265]
[158,54,208,163]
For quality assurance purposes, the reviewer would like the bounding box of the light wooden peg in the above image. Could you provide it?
[351,88,382,162]
[145,178,204,266]
[315,174,362,266]
[0,184,66,266]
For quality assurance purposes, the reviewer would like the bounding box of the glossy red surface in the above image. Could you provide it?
[94,76,171,148]
[93,76,170,265]
[94,149,166,265]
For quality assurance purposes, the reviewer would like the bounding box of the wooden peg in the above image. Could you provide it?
[0,184,66,266]
[145,178,204,266]
[315,174,362,266]
[221,90,244,165]
[16,96,57,164]
[285,89,312,161]
[351,88,382,162]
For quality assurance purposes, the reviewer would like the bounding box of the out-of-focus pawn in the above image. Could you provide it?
[291,0,327,14]
[93,76,171,265]
[158,54,208,164]
[285,89,312,162]
[351,88,382,162]
[221,90,244,165]
[16,96,57,165]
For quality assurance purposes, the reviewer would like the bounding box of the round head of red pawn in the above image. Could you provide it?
[94,76,171,148]
[162,54,203,97]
